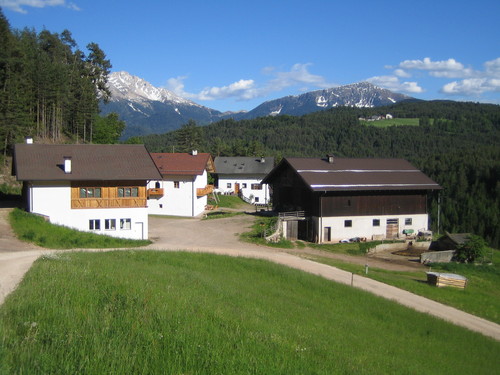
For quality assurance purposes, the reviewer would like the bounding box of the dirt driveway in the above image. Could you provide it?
[1,209,499,341]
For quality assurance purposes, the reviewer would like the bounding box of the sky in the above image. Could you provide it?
[1,0,500,112]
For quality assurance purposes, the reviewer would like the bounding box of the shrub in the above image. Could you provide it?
[455,235,487,263]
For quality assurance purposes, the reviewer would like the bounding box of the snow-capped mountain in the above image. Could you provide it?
[231,82,414,120]
[100,72,415,139]
[101,72,225,139]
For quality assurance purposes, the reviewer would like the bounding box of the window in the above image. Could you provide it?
[174,181,180,189]
[118,187,139,197]
[89,219,100,230]
[251,184,262,190]
[373,219,380,227]
[242,183,247,188]
[105,219,116,230]
[405,218,412,225]
[80,187,101,198]
[120,218,131,230]
[226,183,231,188]
[254,197,260,203]
[155,181,160,188]
[344,220,352,227]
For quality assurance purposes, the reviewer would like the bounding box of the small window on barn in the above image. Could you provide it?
[251,184,262,190]
[227,183,231,188]
[120,218,131,230]
[242,183,247,188]
[344,220,352,227]
[89,219,100,230]
[105,219,116,230]
[405,218,412,226]
[174,181,180,189]
[373,219,380,227]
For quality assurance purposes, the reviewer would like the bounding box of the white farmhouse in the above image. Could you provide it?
[13,142,162,240]
[147,152,215,217]
[214,156,274,205]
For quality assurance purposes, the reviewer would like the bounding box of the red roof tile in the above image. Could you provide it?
[150,153,213,176]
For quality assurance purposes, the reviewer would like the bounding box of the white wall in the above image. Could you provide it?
[28,182,149,240]
[147,171,208,217]
[218,174,270,204]
[315,214,429,243]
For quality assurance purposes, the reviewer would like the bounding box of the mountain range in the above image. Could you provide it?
[100,71,415,139]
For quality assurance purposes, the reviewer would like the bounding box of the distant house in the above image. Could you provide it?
[12,142,162,240]
[147,151,215,217]
[214,156,274,205]
[262,155,442,243]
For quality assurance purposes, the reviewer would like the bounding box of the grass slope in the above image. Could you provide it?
[9,208,150,249]
[1,251,498,374]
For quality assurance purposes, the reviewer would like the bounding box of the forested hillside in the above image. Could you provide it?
[141,101,500,247]
[0,9,123,162]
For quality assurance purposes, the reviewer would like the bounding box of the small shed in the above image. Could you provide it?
[426,272,467,289]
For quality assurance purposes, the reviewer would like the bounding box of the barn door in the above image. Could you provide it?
[287,220,298,240]
[386,218,399,239]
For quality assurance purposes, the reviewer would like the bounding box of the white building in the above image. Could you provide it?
[147,152,215,217]
[214,156,274,205]
[13,143,162,240]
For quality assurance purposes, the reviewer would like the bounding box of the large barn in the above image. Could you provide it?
[262,156,442,243]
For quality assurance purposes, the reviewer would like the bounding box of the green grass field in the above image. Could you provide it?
[301,248,500,324]
[360,118,420,127]
[1,251,498,374]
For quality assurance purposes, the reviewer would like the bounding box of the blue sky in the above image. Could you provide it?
[1,0,500,112]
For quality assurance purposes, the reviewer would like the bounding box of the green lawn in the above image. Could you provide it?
[9,208,150,249]
[208,194,244,208]
[1,251,498,374]
[300,248,500,324]
[360,118,419,127]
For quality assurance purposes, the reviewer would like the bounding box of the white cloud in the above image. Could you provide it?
[440,58,500,95]
[166,63,335,103]
[442,78,500,95]
[0,0,79,13]
[394,69,411,78]
[366,75,423,94]
[394,57,475,79]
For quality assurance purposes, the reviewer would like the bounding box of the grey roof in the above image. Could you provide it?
[214,156,274,175]
[13,144,162,181]
[263,157,442,192]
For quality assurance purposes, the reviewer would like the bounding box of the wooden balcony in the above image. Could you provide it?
[147,188,164,198]
[71,198,147,209]
[197,184,214,197]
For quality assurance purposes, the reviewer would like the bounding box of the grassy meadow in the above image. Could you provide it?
[9,208,150,249]
[360,117,420,127]
[1,251,499,374]
[301,248,500,324]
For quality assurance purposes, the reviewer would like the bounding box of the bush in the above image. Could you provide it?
[455,235,487,263]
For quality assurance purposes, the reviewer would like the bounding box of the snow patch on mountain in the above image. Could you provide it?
[107,71,199,107]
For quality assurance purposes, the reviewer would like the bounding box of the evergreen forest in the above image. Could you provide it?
[141,101,500,248]
[0,9,123,162]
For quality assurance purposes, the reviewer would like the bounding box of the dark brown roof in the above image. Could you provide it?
[264,157,442,192]
[150,153,214,176]
[13,144,162,181]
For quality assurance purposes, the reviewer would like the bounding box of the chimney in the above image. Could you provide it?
[192,150,198,156]
[64,156,72,174]
[25,137,33,144]
[260,156,265,163]
[327,154,334,164]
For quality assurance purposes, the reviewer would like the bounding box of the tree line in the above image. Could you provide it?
[0,8,124,163]
[141,101,500,247]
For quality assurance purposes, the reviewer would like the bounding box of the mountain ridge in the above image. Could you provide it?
[100,72,415,139]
